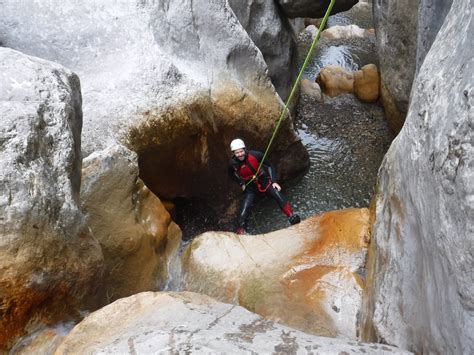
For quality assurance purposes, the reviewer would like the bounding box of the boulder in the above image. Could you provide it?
[81,145,182,303]
[55,292,411,354]
[277,0,359,19]
[182,209,371,339]
[317,65,354,97]
[322,24,369,40]
[0,0,309,212]
[373,0,418,132]
[361,0,474,353]
[228,0,298,101]
[0,48,103,350]
[300,79,323,102]
[353,64,380,103]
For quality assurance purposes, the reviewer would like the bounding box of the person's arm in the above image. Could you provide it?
[228,160,245,187]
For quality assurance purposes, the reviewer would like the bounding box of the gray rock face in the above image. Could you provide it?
[373,0,418,132]
[0,47,103,350]
[362,0,474,353]
[0,0,308,210]
[55,292,411,354]
[416,0,453,69]
[228,0,298,101]
[277,0,359,19]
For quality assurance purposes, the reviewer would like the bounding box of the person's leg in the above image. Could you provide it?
[236,190,256,234]
[266,185,301,225]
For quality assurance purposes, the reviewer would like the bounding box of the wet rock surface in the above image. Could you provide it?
[362,0,474,352]
[182,209,370,339]
[55,292,411,354]
[0,48,104,350]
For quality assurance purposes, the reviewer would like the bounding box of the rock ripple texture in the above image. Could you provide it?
[362,0,474,353]
[0,48,103,350]
[55,292,411,354]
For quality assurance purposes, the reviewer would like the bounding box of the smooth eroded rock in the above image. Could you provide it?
[322,24,369,40]
[182,209,371,339]
[362,0,474,352]
[81,145,182,303]
[55,292,411,354]
[353,64,380,103]
[373,0,418,132]
[317,65,354,97]
[0,0,309,212]
[229,0,298,101]
[0,48,103,350]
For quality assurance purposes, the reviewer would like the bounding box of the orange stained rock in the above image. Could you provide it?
[304,208,370,257]
[0,279,76,351]
[274,209,371,336]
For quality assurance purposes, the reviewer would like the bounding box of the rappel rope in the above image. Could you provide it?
[246,0,336,188]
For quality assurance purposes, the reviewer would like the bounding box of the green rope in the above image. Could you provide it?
[246,0,335,187]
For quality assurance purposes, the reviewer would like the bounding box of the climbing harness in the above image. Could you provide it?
[245,0,336,188]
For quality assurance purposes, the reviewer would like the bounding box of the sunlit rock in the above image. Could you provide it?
[0,48,103,350]
[0,0,308,212]
[353,64,380,103]
[182,209,371,339]
[322,24,370,40]
[317,65,354,97]
[81,145,182,303]
[362,0,474,352]
[55,292,411,354]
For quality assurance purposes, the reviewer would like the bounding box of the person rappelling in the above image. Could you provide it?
[228,138,301,235]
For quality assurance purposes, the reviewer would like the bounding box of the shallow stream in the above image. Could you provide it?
[175,3,393,237]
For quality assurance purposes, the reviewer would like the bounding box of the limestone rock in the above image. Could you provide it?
[362,0,474,353]
[0,0,308,212]
[317,65,354,97]
[55,292,411,354]
[373,0,418,132]
[81,145,182,303]
[417,0,453,70]
[182,209,371,339]
[300,79,323,102]
[322,24,369,40]
[277,0,359,19]
[0,48,103,350]
[353,64,380,103]
[10,324,72,355]
[228,0,298,101]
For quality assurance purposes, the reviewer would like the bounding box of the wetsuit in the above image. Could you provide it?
[228,150,295,230]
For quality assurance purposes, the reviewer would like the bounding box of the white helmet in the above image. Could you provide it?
[230,138,246,151]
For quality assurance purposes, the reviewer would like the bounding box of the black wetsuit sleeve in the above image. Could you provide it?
[228,159,245,186]
[249,150,277,182]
